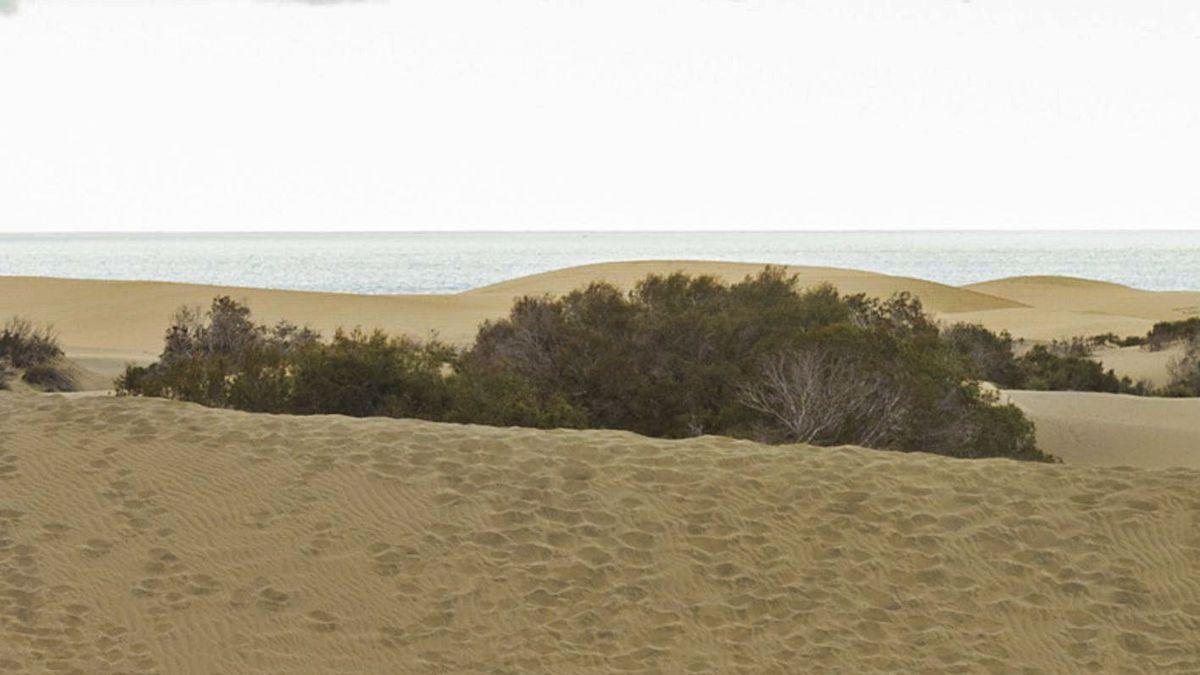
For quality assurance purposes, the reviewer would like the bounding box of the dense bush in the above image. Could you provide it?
[0,317,76,391]
[118,273,1053,461]
[1015,344,1128,393]
[1163,342,1200,397]
[468,270,1046,459]
[942,323,1151,395]
[1086,332,1147,349]
[940,323,1025,387]
[1146,318,1200,351]
[1,317,63,368]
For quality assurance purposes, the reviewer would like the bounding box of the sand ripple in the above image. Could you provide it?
[2,393,1199,673]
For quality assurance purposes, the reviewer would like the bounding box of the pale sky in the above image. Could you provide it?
[2,1,1199,232]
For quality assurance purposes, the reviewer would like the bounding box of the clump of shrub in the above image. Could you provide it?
[1015,344,1131,393]
[1146,317,1200,351]
[467,270,1045,459]
[1162,341,1200,397]
[1086,332,1147,349]
[0,317,76,392]
[940,323,1025,388]
[942,322,1149,395]
[118,273,1052,462]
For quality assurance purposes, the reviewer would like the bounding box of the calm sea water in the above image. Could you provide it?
[2,231,1198,294]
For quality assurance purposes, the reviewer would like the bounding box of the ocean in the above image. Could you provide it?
[2,231,1199,295]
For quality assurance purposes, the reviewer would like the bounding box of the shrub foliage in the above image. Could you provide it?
[0,317,76,391]
[119,274,1052,461]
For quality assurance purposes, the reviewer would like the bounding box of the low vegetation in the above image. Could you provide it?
[118,269,1051,461]
[0,318,76,392]
[1145,317,1200,351]
[941,323,1137,393]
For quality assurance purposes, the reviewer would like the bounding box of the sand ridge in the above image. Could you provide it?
[1,392,1199,673]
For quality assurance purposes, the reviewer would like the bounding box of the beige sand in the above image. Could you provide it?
[2,263,1198,470]
[1094,344,1188,389]
[1,391,1198,673]
[0,263,1022,378]
[4,263,1198,380]
[1002,390,1200,469]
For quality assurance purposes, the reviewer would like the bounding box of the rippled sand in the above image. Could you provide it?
[2,393,1199,673]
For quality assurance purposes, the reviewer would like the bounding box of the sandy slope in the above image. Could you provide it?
[1002,390,1200,470]
[3,263,1198,379]
[467,261,1023,314]
[0,264,1020,376]
[1095,344,1187,388]
[953,276,1200,343]
[967,276,1200,321]
[2,392,1198,673]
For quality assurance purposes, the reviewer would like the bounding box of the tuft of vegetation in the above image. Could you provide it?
[1086,332,1147,349]
[1163,341,1200,397]
[1015,344,1130,393]
[941,323,1025,388]
[118,273,1053,462]
[0,317,76,392]
[1145,317,1200,351]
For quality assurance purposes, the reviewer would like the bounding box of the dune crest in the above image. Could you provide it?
[2,393,1199,672]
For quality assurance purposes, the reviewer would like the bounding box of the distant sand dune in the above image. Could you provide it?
[0,263,1022,370]
[2,392,1199,672]
[967,275,1200,321]
[1002,389,1200,469]
[4,263,1199,472]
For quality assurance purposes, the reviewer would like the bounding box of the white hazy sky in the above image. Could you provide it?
[2,1,1199,232]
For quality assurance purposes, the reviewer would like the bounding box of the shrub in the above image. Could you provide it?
[22,363,77,392]
[122,273,1054,462]
[287,329,453,418]
[0,317,63,369]
[1164,342,1200,397]
[0,317,76,392]
[444,365,587,429]
[1016,344,1125,393]
[471,268,1051,460]
[1145,318,1200,351]
[941,323,1024,387]
[1087,332,1146,349]
[117,297,322,409]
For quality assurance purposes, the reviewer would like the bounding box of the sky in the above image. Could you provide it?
[1,1,1199,232]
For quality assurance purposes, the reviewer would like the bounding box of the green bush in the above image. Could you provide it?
[471,269,1049,460]
[1,317,64,369]
[288,329,454,418]
[0,317,76,392]
[941,323,1025,387]
[1087,332,1146,348]
[21,363,77,392]
[1146,318,1200,351]
[1016,344,1126,393]
[119,273,1053,462]
[1164,343,1200,397]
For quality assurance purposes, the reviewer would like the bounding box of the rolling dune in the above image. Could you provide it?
[3,264,1198,381]
[3,263,1198,474]
[0,263,1022,378]
[2,392,1199,673]
[1002,390,1200,470]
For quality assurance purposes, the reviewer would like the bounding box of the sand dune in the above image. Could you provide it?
[1003,389,1200,470]
[3,265,1197,377]
[1094,344,1187,388]
[467,261,1025,314]
[2,391,1198,673]
[0,264,1021,375]
[967,276,1200,322]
